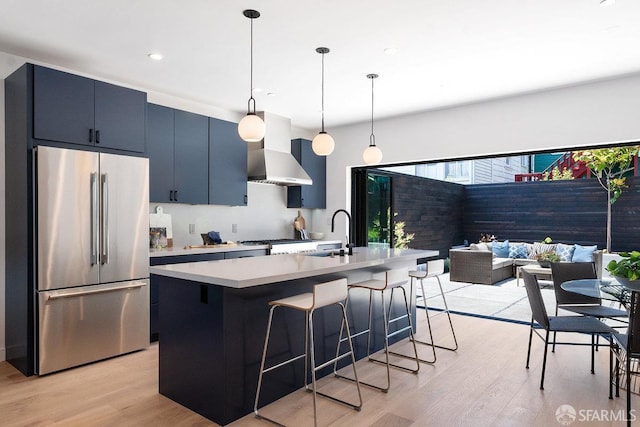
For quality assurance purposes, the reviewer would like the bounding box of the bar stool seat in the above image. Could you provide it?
[406,259,458,364]
[335,268,420,393]
[254,278,362,427]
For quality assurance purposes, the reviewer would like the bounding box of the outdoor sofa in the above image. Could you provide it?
[449,241,603,285]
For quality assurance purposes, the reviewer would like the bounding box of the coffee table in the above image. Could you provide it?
[516,264,552,287]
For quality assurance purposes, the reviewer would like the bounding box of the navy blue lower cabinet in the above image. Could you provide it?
[156,273,415,425]
[149,253,224,342]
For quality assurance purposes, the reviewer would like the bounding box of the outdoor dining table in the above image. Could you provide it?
[561,277,639,427]
[561,278,633,309]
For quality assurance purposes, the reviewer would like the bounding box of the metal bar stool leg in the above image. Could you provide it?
[308,303,362,411]
[433,274,459,351]
[255,278,362,426]
[336,269,419,393]
[381,286,422,371]
[404,275,436,364]
[308,310,319,427]
[409,271,458,359]
[334,287,392,392]
[254,305,276,419]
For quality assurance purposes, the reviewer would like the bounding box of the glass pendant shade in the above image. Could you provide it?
[238,113,265,142]
[363,144,383,165]
[312,132,335,156]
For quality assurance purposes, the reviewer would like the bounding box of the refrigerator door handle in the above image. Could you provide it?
[46,282,147,300]
[90,172,99,265]
[101,173,110,265]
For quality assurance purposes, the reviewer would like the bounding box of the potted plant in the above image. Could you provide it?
[606,251,640,290]
[535,251,561,268]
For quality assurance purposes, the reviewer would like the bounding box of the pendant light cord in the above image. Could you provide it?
[248,16,255,114]
[321,51,325,132]
[367,74,378,146]
[370,75,375,146]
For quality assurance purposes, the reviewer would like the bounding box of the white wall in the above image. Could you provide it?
[321,73,640,240]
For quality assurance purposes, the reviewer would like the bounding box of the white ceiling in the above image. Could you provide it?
[1,0,640,130]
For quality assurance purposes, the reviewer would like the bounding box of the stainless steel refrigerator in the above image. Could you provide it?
[35,146,149,374]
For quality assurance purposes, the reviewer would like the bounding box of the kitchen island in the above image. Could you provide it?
[150,247,437,425]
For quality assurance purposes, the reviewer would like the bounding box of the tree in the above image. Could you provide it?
[573,146,640,252]
[542,166,573,181]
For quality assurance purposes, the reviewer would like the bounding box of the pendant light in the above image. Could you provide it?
[363,73,383,165]
[237,9,266,142]
[311,47,335,156]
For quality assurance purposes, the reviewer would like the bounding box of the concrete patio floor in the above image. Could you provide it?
[416,273,622,325]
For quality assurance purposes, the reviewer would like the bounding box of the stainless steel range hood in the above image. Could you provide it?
[247,112,312,186]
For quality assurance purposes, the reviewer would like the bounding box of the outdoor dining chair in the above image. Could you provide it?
[551,262,628,351]
[611,290,640,427]
[522,270,613,390]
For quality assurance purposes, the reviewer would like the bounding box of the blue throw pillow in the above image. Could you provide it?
[555,243,575,262]
[509,243,527,259]
[492,240,510,258]
[572,244,597,262]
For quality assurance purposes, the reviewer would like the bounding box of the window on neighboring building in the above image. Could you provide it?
[445,160,470,180]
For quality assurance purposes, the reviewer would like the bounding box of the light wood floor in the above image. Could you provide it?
[1,312,637,427]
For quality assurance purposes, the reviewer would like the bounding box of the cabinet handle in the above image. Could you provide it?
[244,195,247,205]
[301,198,304,207]
[47,282,146,300]
[169,190,174,201]
[95,130,100,144]
[174,190,178,201]
[89,128,94,142]
[90,172,98,265]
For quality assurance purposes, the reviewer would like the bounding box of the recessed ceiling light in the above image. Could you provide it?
[384,47,398,55]
[148,53,163,60]
[253,87,263,93]
[600,0,615,6]
[267,92,275,97]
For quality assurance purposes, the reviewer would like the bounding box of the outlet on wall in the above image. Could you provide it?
[189,224,195,234]
[232,224,238,233]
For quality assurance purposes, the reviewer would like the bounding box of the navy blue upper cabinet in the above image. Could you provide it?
[209,118,247,206]
[33,66,94,146]
[147,104,209,204]
[94,81,146,152]
[147,104,175,203]
[33,65,146,153]
[174,110,209,204]
[287,138,326,208]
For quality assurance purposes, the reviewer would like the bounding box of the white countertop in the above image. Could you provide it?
[149,247,438,288]
[149,240,343,258]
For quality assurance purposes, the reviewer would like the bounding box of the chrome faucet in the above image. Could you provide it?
[331,209,353,255]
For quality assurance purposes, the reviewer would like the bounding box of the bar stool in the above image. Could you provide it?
[404,259,458,364]
[335,268,420,393]
[254,278,362,426]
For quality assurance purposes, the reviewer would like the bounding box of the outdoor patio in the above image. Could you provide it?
[417,273,616,325]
